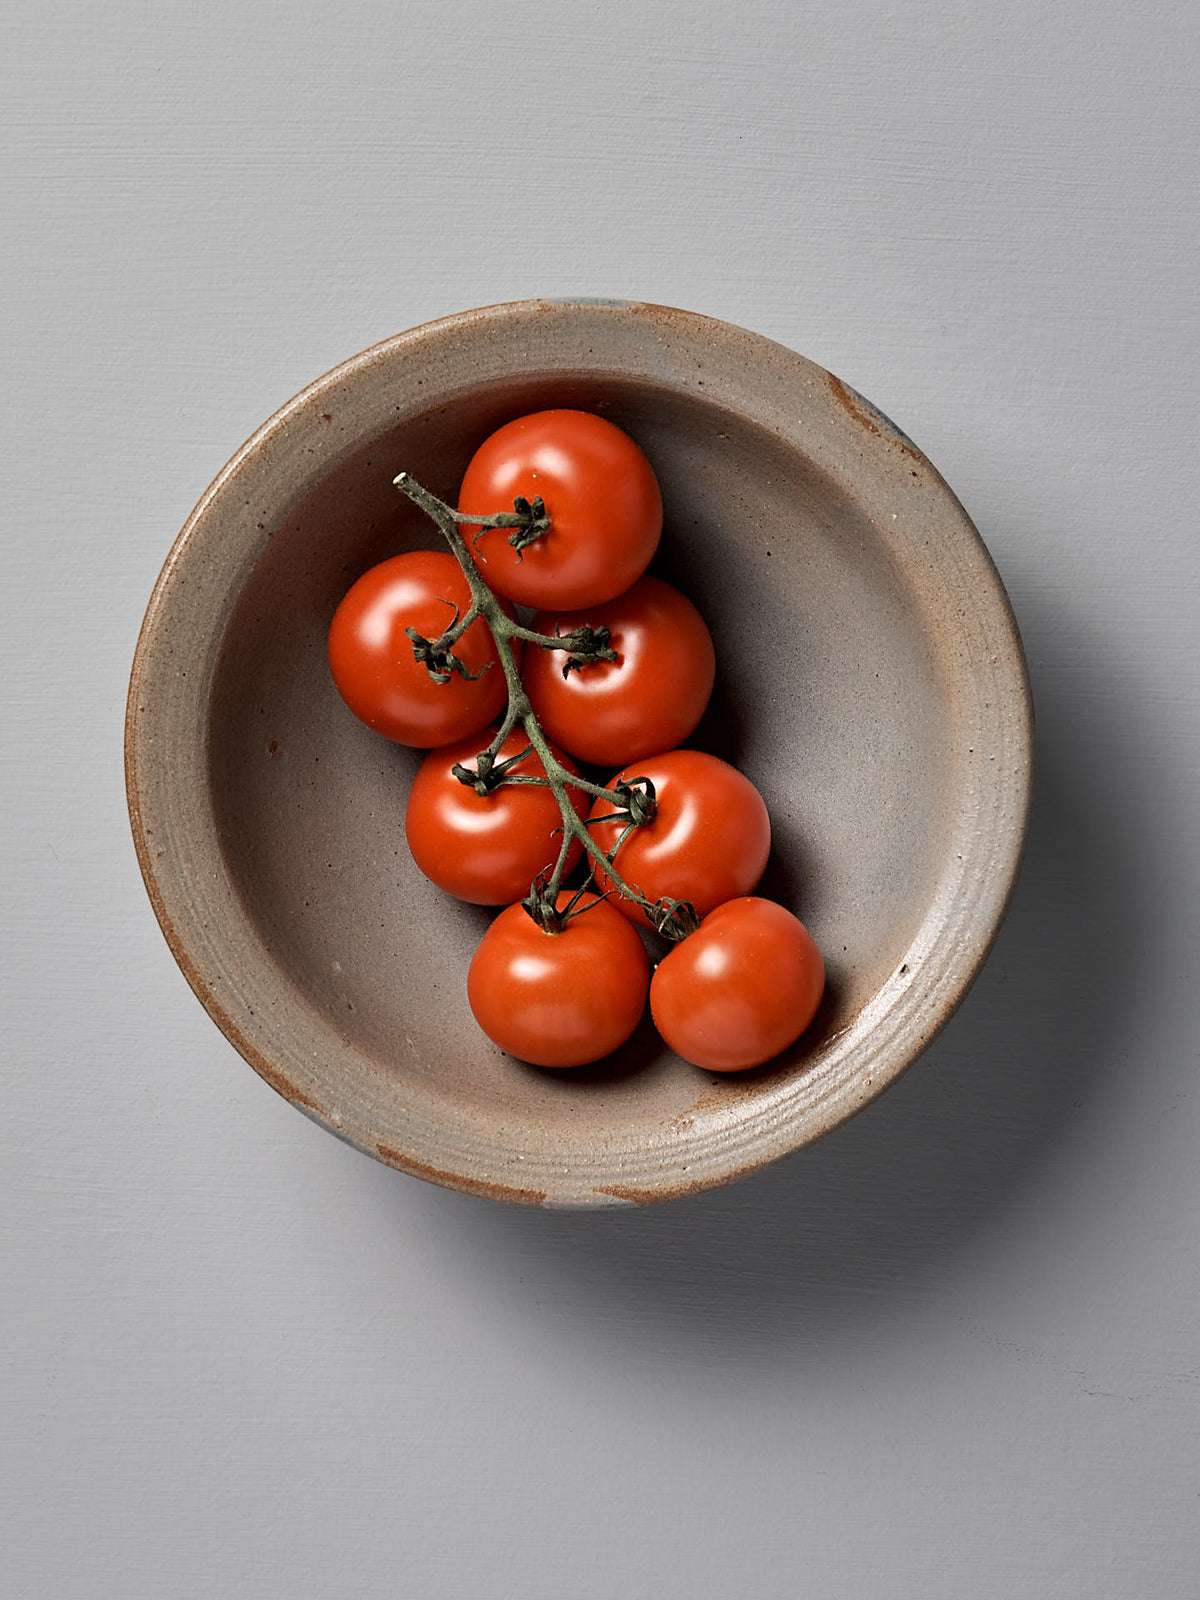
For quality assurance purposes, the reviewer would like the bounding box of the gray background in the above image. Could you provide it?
[5,2,1198,1595]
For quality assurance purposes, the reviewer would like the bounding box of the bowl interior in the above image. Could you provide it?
[208,376,953,1135]
[130,300,1029,1206]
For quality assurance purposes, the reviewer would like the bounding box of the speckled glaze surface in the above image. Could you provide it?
[125,299,1033,1208]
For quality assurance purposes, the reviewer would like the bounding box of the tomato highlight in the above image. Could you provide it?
[588,750,771,928]
[523,576,715,767]
[328,550,512,747]
[459,410,662,610]
[650,898,825,1071]
[468,893,650,1069]
[405,728,589,906]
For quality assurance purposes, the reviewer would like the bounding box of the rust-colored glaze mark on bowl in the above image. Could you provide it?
[373,1146,549,1209]
[594,1173,750,1207]
[826,373,922,462]
[126,298,1032,1208]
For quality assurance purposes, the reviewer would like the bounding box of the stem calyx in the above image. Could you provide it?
[507,495,551,554]
[650,899,701,942]
[405,617,486,685]
[613,776,657,828]
[552,625,619,677]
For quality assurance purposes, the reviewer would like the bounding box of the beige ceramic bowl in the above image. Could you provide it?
[126,299,1032,1208]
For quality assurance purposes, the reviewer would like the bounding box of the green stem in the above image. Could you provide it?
[393,471,683,935]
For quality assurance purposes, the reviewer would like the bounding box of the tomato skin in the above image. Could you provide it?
[459,410,662,609]
[468,893,650,1068]
[588,751,771,929]
[650,898,825,1072]
[522,576,715,767]
[405,728,589,905]
[328,551,511,747]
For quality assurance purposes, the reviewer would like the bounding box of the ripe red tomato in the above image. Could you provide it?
[650,898,825,1072]
[328,551,512,747]
[458,410,662,609]
[521,576,715,767]
[468,893,650,1068]
[588,750,770,928]
[405,727,589,905]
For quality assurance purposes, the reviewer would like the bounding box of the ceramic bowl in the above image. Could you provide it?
[126,298,1032,1207]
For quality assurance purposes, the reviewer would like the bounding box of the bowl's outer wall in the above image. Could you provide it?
[126,300,1032,1207]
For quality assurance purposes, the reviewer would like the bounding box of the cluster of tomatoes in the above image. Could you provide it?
[328,409,825,1072]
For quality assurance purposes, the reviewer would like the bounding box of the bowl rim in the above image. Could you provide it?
[126,296,1034,1207]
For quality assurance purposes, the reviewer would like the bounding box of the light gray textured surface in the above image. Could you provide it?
[4,1,1198,1595]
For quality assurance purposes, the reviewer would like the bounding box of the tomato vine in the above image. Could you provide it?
[392,470,699,940]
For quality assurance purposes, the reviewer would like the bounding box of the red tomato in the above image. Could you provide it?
[588,751,770,929]
[468,893,650,1068]
[522,576,715,767]
[328,551,511,747]
[405,727,589,905]
[458,410,662,609]
[650,898,825,1072]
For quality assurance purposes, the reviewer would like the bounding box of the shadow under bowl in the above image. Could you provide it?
[126,299,1032,1208]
